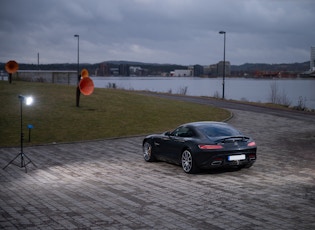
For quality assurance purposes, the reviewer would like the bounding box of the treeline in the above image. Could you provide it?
[0,61,187,76]
[231,62,309,72]
[0,60,310,76]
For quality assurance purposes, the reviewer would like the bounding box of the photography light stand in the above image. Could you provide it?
[3,95,37,173]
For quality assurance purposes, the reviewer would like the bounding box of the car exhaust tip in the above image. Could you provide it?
[211,161,223,166]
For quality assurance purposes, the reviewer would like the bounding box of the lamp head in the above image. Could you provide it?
[219,31,226,34]
[18,95,33,105]
[74,34,79,38]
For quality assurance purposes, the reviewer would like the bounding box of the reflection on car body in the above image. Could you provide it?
[142,121,257,173]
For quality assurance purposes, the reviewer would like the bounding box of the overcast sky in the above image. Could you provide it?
[0,0,314,66]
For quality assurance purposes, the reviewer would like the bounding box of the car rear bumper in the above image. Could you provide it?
[195,150,257,169]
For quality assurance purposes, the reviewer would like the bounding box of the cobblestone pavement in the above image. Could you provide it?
[0,109,315,229]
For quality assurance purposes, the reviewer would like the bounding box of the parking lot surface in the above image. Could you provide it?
[1,109,315,229]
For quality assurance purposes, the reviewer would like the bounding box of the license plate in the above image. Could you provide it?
[228,155,246,161]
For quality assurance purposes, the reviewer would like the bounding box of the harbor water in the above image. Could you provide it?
[92,76,315,110]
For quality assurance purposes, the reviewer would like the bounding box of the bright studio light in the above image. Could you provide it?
[25,96,33,105]
[18,95,34,106]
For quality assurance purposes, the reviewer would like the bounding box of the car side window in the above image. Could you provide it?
[172,127,195,137]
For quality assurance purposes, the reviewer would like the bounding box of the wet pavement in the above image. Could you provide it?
[1,109,315,229]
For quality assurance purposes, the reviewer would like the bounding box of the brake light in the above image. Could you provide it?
[247,141,256,147]
[198,144,223,150]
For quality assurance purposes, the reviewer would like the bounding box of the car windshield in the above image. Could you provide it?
[199,124,241,138]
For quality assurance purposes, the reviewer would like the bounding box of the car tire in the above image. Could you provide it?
[181,149,198,174]
[143,141,156,162]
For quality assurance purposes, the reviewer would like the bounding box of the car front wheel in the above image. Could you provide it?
[143,141,155,162]
[181,149,197,173]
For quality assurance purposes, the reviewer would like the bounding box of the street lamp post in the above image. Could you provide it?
[219,31,226,99]
[74,34,80,107]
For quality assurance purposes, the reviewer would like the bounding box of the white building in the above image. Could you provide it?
[171,69,192,77]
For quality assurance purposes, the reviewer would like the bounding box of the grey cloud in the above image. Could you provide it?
[0,0,314,65]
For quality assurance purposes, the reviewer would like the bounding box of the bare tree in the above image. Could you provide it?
[269,81,280,104]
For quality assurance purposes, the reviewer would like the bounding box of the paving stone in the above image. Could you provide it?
[1,109,314,229]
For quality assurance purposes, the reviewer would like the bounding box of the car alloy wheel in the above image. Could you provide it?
[181,149,196,173]
[143,142,154,162]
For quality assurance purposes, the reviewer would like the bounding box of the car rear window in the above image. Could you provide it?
[200,124,241,137]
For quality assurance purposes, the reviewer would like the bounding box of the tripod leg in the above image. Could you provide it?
[23,153,37,168]
[21,153,25,167]
[3,153,21,170]
[21,153,28,173]
[3,152,37,173]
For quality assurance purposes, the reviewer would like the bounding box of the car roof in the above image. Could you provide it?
[183,121,228,127]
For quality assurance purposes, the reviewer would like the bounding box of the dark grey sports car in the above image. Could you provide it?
[142,121,257,173]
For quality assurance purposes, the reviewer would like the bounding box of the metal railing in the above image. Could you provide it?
[3,70,78,85]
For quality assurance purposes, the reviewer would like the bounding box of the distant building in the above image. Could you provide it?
[209,64,218,77]
[203,62,231,77]
[193,65,204,77]
[130,66,142,76]
[110,68,119,75]
[129,66,148,76]
[203,64,218,77]
[119,64,130,76]
[217,61,231,77]
[171,69,192,77]
[97,63,110,76]
[203,65,211,76]
[310,46,315,71]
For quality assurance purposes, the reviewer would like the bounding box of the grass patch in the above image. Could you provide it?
[0,81,230,147]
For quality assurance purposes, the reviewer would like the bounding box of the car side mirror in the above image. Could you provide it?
[165,131,171,136]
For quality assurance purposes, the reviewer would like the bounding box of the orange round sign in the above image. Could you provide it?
[79,77,94,95]
[5,60,19,74]
[81,69,89,78]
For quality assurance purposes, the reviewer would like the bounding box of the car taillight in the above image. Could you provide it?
[247,141,256,147]
[198,144,223,150]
